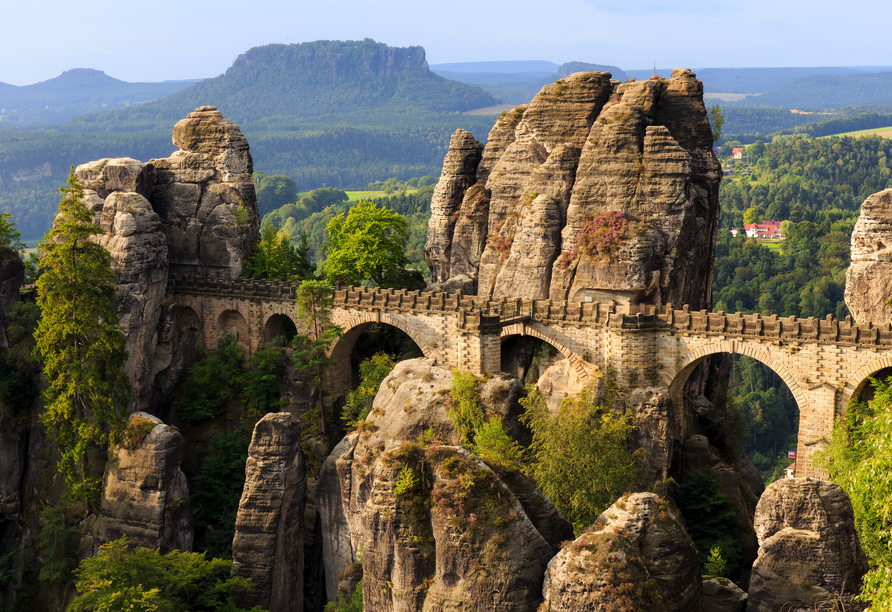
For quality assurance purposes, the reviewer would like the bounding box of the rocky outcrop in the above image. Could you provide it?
[541,492,702,612]
[98,412,192,553]
[152,105,260,279]
[701,577,747,612]
[747,478,868,612]
[231,412,306,612]
[425,130,484,284]
[73,107,259,412]
[0,247,24,348]
[76,160,169,410]
[318,434,358,603]
[321,358,571,612]
[845,188,892,323]
[426,69,721,309]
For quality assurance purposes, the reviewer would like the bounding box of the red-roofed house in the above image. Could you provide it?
[732,147,744,159]
[744,221,783,240]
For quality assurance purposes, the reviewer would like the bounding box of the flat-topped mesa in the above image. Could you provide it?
[426,69,721,310]
[845,188,892,324]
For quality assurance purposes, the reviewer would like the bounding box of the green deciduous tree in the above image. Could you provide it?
[68,535,264,612]
[341,352,397,425]
[324,200,416,288]
[35,168,133,507]
[819,378,892,609]
[521,381,644,534]
[708,103,725,143]
[254,172,298,218]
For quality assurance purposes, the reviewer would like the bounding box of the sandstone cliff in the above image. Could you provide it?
[426,70,721,309]
[73,106,259,412]
[747,478,868,612]
[541,492,702,612]
[845,188,892,323]
[98,412,193,553]
[231,412,306,612]
[318,358,573,612]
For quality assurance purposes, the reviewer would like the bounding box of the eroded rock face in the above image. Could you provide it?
[426,70,721,309]
[231,412,306,612]
[701,577,747,612]
[152,105,260,278]
[845,189,892,323]
[98,412,192,553]
[73,107,259,412]
[0,247,24,348]
[747,478,868,612]
[541,492,702,612]
[322,358,571,612]
[76,164,170,411]
[426,130,485,284]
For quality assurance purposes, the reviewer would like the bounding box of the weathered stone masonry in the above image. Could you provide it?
[166,275,892,479]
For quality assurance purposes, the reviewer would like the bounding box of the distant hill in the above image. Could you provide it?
[0,69,197,126]
[734,71,892,110]
[429,60,560,73]
[65,40,498,131]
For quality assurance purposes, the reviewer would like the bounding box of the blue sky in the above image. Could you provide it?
[2,0,889,85]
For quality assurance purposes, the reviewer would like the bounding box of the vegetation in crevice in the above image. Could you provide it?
[521,380,643,535]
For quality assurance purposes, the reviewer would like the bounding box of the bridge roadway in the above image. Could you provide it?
[167,274,892,479]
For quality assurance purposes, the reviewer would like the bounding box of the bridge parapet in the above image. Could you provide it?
[662,306,892,347]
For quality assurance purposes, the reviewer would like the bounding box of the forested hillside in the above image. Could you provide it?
[735,71,892,110]
[0,40,499,239]
[714,134,892,321]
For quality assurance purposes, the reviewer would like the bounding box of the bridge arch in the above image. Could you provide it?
[500,322,590,385]
[661,340,807,413]
[263,313,298,344]
[216,309,249,347]
[838,355,892,408]
[500,323,577,363]
[327,312,432,398]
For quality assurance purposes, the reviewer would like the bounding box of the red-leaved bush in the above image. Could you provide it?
[577,210,631,260]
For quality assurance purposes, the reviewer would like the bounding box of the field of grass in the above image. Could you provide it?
[820,126,892,139]
[760,240,784,252]
[344,188,424,201]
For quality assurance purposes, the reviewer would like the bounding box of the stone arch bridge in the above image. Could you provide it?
[167,274,892,479]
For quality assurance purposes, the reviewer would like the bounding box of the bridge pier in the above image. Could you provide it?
[456,316,502,376]
[795,383,838,478]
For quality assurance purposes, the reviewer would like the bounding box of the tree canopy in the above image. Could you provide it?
[324,200,415,288]
[68,535,264,612]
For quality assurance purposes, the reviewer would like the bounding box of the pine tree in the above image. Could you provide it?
[35,167,133,508]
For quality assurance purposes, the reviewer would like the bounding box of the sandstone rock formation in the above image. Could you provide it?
[541,492,702,612]
[231,412,306,612]
[846,188,892,323]
[0,247,24,348]
[426,70,721,308]
[319,358,572,612]
[98,412,192,553]
[701,577,747,612]
[72,107,259,412]
[77,159,169,410]
[747,478,868,612]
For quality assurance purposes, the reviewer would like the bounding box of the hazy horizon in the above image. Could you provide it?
[4,0,888,86]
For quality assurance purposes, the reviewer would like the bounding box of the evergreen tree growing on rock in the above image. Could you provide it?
[35,167,132,508]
